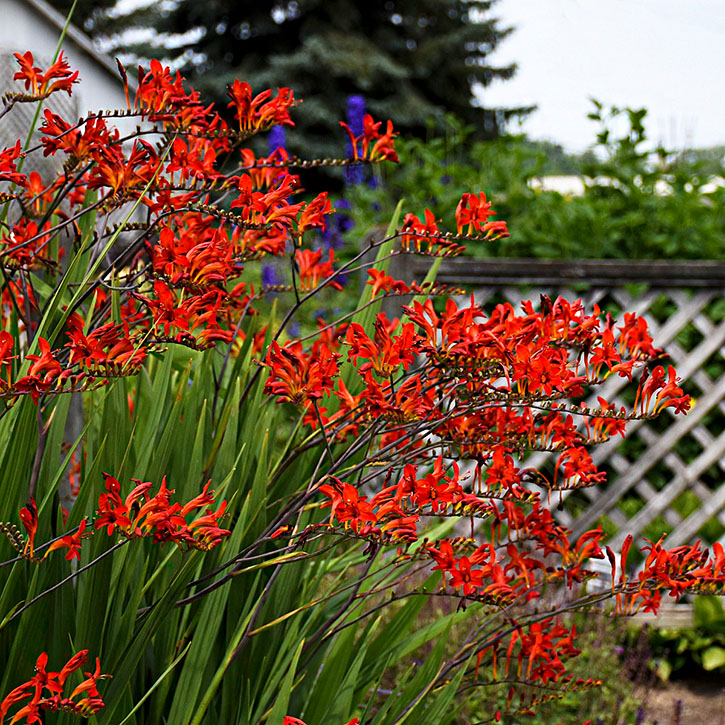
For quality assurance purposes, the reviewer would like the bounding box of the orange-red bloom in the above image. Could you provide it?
[227,81,296,133]
[0,650,108,724]
[46,519,89,561]
[263,340,340,406]
[13,51,79,97]
[18,499,38,558]
[95,474,230,551]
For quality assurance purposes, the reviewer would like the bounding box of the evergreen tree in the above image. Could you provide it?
[53,0,117,37]
[52,0,532,159]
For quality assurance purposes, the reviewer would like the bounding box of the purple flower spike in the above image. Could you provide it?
[346,95,365,135]
[345,95,366,184]
[268,125,287,154]
[262,262,281,288]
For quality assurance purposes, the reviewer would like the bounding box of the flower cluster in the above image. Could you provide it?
[0,336,106,404]
[260,265,692,693]
[0,651,107,724]
[96,474,230,550]
[262,294,688,463]
[11,51,79,99]
[340,114,398,163]
[227,81,296,134]
[0,48,706,719]
[2,476,230,563]
[0,52,405,394]
[611,536,725,614]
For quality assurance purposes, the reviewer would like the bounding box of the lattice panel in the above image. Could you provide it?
[453,283,725,551]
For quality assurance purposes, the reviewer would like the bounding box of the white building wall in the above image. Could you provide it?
[2,0,136,138]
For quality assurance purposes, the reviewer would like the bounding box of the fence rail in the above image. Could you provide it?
[409,257,725,288]
[403,257,725,550]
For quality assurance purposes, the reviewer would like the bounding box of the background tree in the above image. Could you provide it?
[51,0,533,159]
[52,0,117,37]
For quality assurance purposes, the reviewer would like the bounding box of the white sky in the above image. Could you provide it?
[480,0,725,151]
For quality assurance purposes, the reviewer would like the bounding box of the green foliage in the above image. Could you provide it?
[644,596,725,681]
[0,271,464,723]
[345,105,725,260]
[409,608,646,724]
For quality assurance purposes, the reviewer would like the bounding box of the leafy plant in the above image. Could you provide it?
[343,105,725,261]
[646,595,725,681]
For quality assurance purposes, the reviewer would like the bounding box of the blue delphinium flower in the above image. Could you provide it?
[347,96,365,136]
[320,198,353,253]
[262,262,282,289]
[268,125,287,154]
[345,95,366,185]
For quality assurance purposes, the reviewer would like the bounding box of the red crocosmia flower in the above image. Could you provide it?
[46,519,88,561]
[0,218,53,270]
[588,327,621,377]
[187,502,232,550]
[652,365,690,415]
[0,140,25,185]
[360,115,398,162]
[166,136,220,182]
[428,540,456,580]
[401,208,438,248]
[296,192,334,235]
[14,337,67,404]
[96,473,133,535]
[18,499,38,558]
[179,482,217,516]
[68,657,109,701]
[56,650,88,686]
[455,191,508,239]
[485,448,521,493]
[340,114,398,162]
[344,317,418,378]
[88,139,158,196]
[448,556,485,596]
[40,110,117,161]
[22,172,55,216]
[319,479,378,533]
[94,474,230,551]
[137,280,191,336]
[3,699,41,724]
[0,682,34,723]
[618,311,657,357]
[295,248,342,291]
[0,331,14,389]
[13,51,79,97]
[263,340,340,406]
[66,315,147,374]
[555,446,606,489]
[366,268,410,299]
[238,148,291,189]
[227,80,296,132]
[0,650,108,724]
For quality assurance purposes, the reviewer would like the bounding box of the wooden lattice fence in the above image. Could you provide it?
[405,257,725,551]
